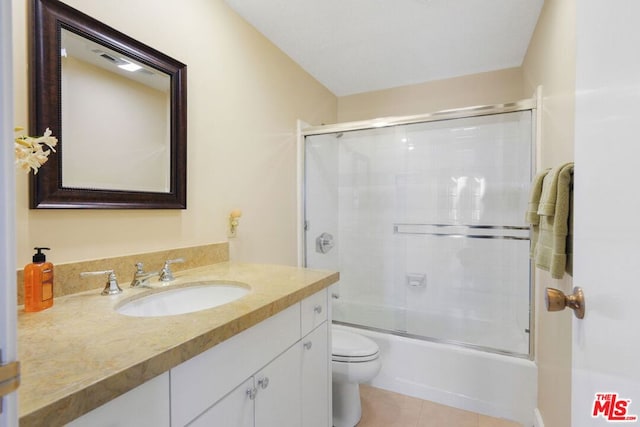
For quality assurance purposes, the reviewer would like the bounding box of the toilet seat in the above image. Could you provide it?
[332,353,378,362]
[332,328,379,362]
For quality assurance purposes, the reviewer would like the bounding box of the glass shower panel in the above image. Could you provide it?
[304,133,340,272]
[304,110,533,356]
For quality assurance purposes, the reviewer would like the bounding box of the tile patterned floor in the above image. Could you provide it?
[357,385,522,427]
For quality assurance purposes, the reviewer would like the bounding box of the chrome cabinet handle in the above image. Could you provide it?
[303,341,313,350]
[246,387,257,400]
[313,304,323,314]
[257,377,269,389]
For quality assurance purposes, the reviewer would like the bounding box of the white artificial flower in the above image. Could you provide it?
[14,127,58,174]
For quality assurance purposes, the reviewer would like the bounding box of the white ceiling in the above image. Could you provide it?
[224,0,544,96]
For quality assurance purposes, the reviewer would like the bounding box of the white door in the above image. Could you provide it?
[573,1,640,425]
[0,0,19,425]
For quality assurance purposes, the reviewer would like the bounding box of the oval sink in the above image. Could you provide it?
[116,282,250,317]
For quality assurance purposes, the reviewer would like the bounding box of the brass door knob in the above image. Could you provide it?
[545,286,585,319]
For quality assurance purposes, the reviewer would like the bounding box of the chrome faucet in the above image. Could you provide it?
[130,262,160,288]
[160,258,184,282]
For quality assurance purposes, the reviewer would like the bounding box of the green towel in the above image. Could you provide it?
[525,169,550,258]
[534,162,574,279]
[526,169,550,225]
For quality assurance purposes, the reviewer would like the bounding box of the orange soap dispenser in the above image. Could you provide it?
[24,247,54,312]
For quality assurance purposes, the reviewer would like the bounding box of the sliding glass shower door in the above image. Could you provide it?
[304,110,533,356]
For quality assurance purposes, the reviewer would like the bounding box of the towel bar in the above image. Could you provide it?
[393,223,530,241]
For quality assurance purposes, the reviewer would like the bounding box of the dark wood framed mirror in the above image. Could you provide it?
[31,0,187,208]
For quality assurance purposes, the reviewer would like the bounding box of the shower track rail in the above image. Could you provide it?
[393,223,530,241]
[301,98,536,136]
[333,320,530,359]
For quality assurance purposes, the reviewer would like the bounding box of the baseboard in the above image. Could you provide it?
[533,408,544,427]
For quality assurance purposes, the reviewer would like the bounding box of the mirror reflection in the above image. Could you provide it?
[60,29,171,193]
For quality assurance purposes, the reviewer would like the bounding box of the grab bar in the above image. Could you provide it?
[393,223,530,241]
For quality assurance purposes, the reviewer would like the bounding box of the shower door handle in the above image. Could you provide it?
[315,232,335,254]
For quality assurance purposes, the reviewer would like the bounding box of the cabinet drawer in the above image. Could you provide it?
[301,289,328,336]
[171,303,301,426]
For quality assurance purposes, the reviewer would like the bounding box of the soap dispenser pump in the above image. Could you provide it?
[24,247,54,312]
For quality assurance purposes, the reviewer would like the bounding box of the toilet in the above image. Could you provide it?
[331,326,381,427]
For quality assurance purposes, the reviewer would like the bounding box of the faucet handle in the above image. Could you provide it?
[160,258,184,282]
[134,262,145,274]
[80,269,123,296]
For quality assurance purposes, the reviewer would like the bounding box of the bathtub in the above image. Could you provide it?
[334,324,537,425]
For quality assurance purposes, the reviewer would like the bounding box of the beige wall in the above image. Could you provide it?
[337,67,524,122]
[13,0,337,267]
[522,0,576,426]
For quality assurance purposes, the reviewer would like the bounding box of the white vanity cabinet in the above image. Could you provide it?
[65,289,330,427]
[171,289,330,427]
[67,372,170,427]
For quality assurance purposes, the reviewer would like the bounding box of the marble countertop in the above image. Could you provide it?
[17,262,339,427]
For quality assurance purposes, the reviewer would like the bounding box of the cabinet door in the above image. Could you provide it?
[301,323,330,427]
[188,378,254,427]
[255,343,302,427]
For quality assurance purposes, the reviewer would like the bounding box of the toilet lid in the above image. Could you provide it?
[332,328,379,359]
